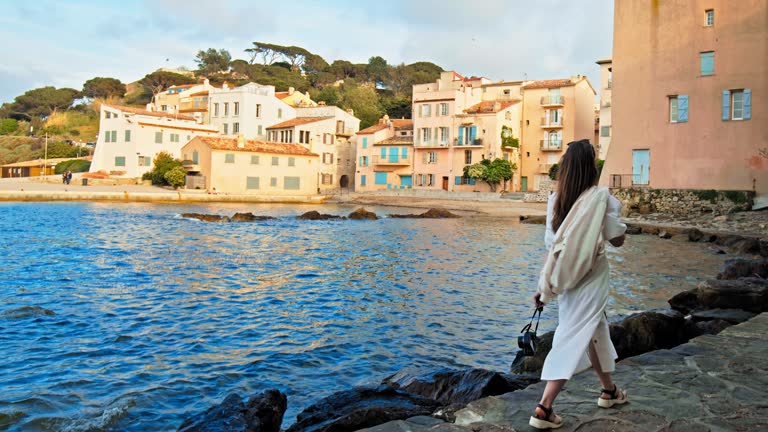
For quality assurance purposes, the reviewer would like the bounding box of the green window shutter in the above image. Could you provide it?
[246,177,260,189]
[743,89,751,120]
[361,175,366,186]
[155,131,162,143]
[722,90,731,121]
[193,150,199,164]
[375,172,388,185]
[359,156,362,166]
[105,131,110,142]
[678,95,688,122]
[225,153,235,163]
[470,178,476,185]
[284,176,300,190]
[362,137,368,148]
[458,127,464,145]
[422,152,427,164]
[125,130,131,142]
[380,147,386,158]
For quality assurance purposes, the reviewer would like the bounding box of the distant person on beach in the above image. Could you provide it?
[65,171,72,185]
[529,139,628,430]
[62,172,66,184]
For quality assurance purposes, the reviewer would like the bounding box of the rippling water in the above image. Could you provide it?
[0,202,727,431]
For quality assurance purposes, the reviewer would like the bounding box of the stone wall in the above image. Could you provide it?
[523,178,556,202]
[612,188,753,217]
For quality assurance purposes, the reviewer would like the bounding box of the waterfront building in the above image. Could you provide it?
[266,105,360,191]
[355,115,414,191]
[518,76,597,192]
[601,0,767,197]
[207,82,296,141]
[89,104,218,178]
[275,87,317,107]
[1,158,72,178]
[181,135,318,195]
[596,59,612,160]
[151,79,217,123]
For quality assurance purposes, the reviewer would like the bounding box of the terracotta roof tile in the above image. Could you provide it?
[194,137,318,156]
[274,92,290,99]
[522,79,575,90]
[266,117,332,129]
[463,101,518,114]
[357,119,413,135]
[376,136,414,145]
[103,104,197,121]
[168,84,198,89]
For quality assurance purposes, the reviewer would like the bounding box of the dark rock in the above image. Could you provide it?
[286,386,439,432]
[730,238,761,255]
[231,213,275,222]
[714,234,744,247]
[638,203,653,214]
[690,308,757,324]
[690,318,733,336]
[390,208,461,219]
[717,258,768,280]
[643,226,660,235]
[297,211,341,220]
[510,331,554,375]
[760,240,768,257]
[625,226,642,235]
[382,368,538,408]
[671,234,689,242]
[181,213,230,222]
[658,231,673,239]
[178,390,286,432]
[348,207,378,220]
[1,306,56,318]
[669,277,768,314]
[519,215,546,225]
[687,228,704,242]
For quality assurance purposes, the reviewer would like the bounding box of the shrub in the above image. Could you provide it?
[597,159,605,178]
[0,119,18,135]
[164,166,187,188]
[147,151,182,185]
[723,191,748,204]
[693,189,718,203]
[548,163,559,180]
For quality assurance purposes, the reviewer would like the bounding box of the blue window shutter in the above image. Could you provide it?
[678,95,688,122]
[722,90,731,121]
[362,137,368,148]
[744,89,751,120]
[458,127,464,145]
[402,147,408,158]
[455,176,461,185]
[361,175,366,186]
[700,52,714,76]
[470,178,476,185]
[359,156,362,166]
[470,126,477,143]
[380,147,386,158]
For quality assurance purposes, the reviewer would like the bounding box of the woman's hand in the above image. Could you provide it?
[609,234,626,247]
[533,292,545,308]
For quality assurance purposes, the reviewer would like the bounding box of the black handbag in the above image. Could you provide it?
[518,306,543,356]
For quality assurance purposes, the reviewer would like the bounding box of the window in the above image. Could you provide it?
[105,111,111,119]
[270,177,277,187]
[420,104,431,117]
[323,153,333,164]
[724,89,752,121]
[455,176,475,186]
[458,126,477,145]
[503,89,511,96]
[111,130,117,142]
[161,105,168,112]
[272,156,279,166]
[223,124,229,135]
[144,156,151,166]
[225,153,235,163]
[284,177,300,190]
[439,127,449,146]
[423,151,437,164]
[669,95,688,123]
[125,130,131,142]
[321,174,333,185]
[193,150,199,164]
[256,104,262,118]
[362,137,368,148]
[213,103,219,116]
[105,131,110,142]
[700,51,714,76]
[438,103,449,116]
[233,102,239,116]
[251,155,260,165]
[155,131,163,143]
[360,156,368,166]
[299,130,309,144]
[170,133,179,143]
[600,126,611,137]
[278,108,283,119]
[705,9,714,26]
[360,175,367,186]
[258,125,263,136]
[233,123,240,134]
[223,102,229,116]
[246,177,260,189]
[114,156,126,167]
[288,157,295,167]
[465,150,472,165]
[420,127,432,145]
[375,172,388,185]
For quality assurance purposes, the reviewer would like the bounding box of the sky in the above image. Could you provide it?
[0,0,614,104]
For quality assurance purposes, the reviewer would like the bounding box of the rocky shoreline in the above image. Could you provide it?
[176,247,768,431]
[179,207,460,223]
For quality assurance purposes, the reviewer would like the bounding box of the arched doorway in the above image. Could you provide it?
[339,175,349,188]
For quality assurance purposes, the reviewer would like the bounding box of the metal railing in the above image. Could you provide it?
[610,174,649,188]
[453,138,483,146]
[540,117,563,127]
[540,96,564,105]
[540,140,563,151]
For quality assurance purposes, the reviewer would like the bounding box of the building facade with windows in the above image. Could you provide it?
[181,136,318,195]
[596,59,612,160]
[518,77,597,192]
[151,79,217,123]
[601,0,766,194]
[89,104,218,178]
[355,116,414,191]
[207,82,296,140]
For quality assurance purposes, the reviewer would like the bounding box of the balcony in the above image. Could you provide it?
[415,140,449,148]
[540,96,564,106]
[453,138,484,147]
[538,163,554,174]
[540,140,563,152]
[609,174,649,188]
[372,154,412,166]
[179,97,209,113]
[540,117,564,128]
[336,127,355,137]
[182,160,202,172]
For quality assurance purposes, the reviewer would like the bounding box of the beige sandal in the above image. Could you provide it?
[529,404,563,429]
[598,384,628,408]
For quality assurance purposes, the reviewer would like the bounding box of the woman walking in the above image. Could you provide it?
[529,139,628,429]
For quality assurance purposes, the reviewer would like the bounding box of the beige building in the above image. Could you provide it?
[275,87,317,107]
[266,106,360,191]
[181,136,318,195]
[596,59,612,160]
[601,0,766,196]
[518,77,597,192]
[151,80,217,123]
[355,116,414,191]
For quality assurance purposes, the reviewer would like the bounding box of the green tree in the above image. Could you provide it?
[380,95,411,119]
[366,56,388,85]
[139,71,197,96]
[315,86,341,107]
[10,87,81,118]
[82,77,126,99]
[339,84,383,129]
[463,158,516,192]
[32,141,79,159]
[164,166,187,188]
[0,119,18,135]
[195,48,232,75]
[144,151,183,185]
[245,42,284,65]
[501,126,519,148]
[548,163,559,180]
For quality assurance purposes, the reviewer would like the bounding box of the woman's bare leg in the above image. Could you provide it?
[588,341,614,397]
[538,379,566,408]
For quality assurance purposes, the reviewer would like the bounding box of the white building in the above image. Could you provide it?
[90,104,218,178]
[151,79,217,123]
[596,58,612,160]
[207,82,296,140]
[266,105,360,190]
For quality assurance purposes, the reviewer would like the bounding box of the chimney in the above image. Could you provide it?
[237,133,245,149]
[288,87,295,95]
[318,101,326,106]
[204,78,210,86]
[223,82,229,90]
[146,103,153,112]
[346,109,354,116]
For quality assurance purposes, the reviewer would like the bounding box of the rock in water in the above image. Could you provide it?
[519,215,546,225]
[717,258,768,280]
[297,211,340,220]
[231,213,275,222]
[181,213,230,222]
[1,306,56,319]
[390,208,461,219]
[178,390,286,432]
[669,278,768,314]
[286,386,438,432]
[688,228,704,242]
[658,230,672,239]
[348,207,378,220]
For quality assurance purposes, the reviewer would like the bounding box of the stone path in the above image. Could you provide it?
[361,313,768,432]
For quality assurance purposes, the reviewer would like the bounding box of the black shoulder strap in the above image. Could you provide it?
[521,307,543,334]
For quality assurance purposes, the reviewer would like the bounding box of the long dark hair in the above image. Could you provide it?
[552,139,598,232]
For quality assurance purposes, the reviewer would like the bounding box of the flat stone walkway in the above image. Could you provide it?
[362,313,768,432]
